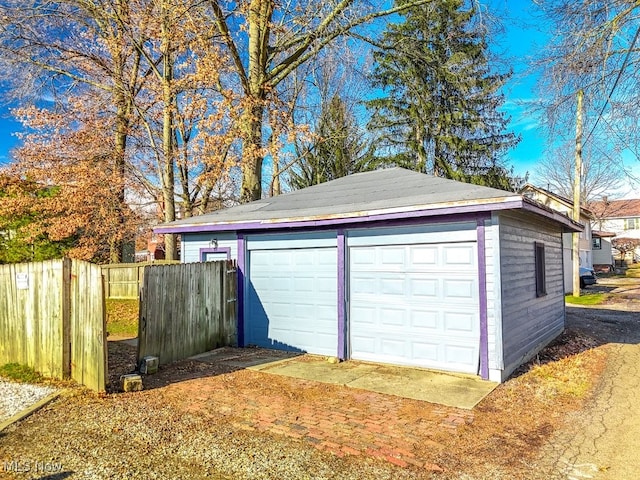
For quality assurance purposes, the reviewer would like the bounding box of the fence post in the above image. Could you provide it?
[62,257,72,379]
[137,265,146,363]
[101,271,109,383]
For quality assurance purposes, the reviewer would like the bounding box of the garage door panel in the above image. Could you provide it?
[352,335,375,353]
[410,278,438,297]
[444,311,476,332]
[350,276,376,295]
[444,245,475,265]
[380,307,406,327]
[412,341,440,362]
[443,279,476,299]
[293,250,314,265]
[316,275,337,293]
[411,246,438,265]
[246,247,337,356]
[350,242,480,374]
[410,310,439,330]
[295,277,315,292]
[351,247,375,266]
[351,305,376,325]
[381,338,405,356]
[317,249,339,266]
[444,343,478,365]
[381,247,405,265]
[381,278,405,295]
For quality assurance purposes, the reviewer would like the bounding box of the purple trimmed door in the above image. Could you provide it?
[349,242,480,374]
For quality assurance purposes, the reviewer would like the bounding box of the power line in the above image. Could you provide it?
[584,25,640,145]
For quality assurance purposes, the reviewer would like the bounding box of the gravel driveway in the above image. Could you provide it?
[0,381,56,423]
[537,277,640,479]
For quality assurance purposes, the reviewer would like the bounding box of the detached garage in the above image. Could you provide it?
[156,168,582,382]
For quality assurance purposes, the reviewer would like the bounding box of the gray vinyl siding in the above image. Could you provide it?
[181,232,238,263]
[497,212,565,379]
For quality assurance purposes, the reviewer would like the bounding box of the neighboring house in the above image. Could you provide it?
[589,198,640,262]
[155,168,581,383]
[591,230,616,272]
[520,184,593,292]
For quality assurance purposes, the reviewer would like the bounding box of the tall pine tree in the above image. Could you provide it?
[290,95,374,189]
[367,0,520,190]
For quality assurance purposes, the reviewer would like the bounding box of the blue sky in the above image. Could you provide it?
[0,2,547,173]
[0,108,20,165]
[486,0,547,178]
[1,1,632,196]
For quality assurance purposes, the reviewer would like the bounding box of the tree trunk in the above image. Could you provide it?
[240,0,273,203]
[161,0,177,260]
[109,2,131,264]
[109,99,128,263]
[240,102,265,202]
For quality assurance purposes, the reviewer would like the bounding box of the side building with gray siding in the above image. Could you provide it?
[496,212,566,380]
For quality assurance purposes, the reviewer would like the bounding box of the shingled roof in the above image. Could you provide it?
[156,167,582,233]
[589,198,640,219]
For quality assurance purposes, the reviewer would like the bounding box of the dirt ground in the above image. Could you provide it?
[539,276,640,479]
[1,277,638,479]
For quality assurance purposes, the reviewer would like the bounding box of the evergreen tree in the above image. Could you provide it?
[367,0,520,190]
[290,95,374,189]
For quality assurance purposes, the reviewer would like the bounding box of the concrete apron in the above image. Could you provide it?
[192,348,497,410]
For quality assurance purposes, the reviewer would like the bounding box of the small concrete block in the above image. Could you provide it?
[121,374,143,392]
[139,356,159,375]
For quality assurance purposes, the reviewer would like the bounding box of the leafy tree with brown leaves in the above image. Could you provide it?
[0,0,434,263]
[612,237,640,262]
[1,96,141,263]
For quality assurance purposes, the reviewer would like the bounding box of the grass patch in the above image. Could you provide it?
[525,331,601,399]
[565,292,609,305]
[106,299,139,337]
[625,264,640,278]
[527,354,595,399]
[0,363,43,383]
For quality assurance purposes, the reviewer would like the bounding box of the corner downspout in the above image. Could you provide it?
[237,234,245,347]
[337,230,346,360]
[477,216,489,380]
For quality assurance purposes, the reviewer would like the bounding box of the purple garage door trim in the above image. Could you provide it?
[337,230,346,360]
[232,215,492,376]
[476,216,490,380]
[199,247,231,261]
[155,200,525,234]
[237,234,245,347]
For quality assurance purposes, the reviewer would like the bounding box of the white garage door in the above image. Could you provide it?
[245,247,338,356]
[349,242,480,374]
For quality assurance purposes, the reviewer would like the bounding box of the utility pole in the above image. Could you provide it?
[572,89,584,297]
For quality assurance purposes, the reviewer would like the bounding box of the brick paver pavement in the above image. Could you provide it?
[158,369,474,471]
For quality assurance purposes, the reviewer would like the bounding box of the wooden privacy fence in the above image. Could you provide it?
[138,261,237,366]
[102,261,179,300]
[0,258,107,391]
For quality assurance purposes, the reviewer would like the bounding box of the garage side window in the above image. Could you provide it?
[534,242,546,297]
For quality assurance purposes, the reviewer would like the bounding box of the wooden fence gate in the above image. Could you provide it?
[0,258,107,391]
[138,261,237,366]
